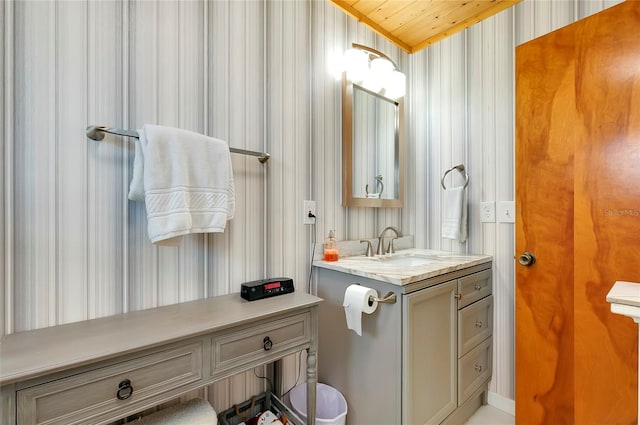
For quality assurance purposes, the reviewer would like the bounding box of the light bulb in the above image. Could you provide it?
[363,57,393,93]
[344,48,369,83]
[329,50,346,80]
[371,58,394,77]
[385,70,406,99]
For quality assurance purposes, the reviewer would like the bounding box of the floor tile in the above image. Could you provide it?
[464,405,514,425]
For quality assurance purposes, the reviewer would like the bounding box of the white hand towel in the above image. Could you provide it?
[128,124,235,244]
[442,186,467,242]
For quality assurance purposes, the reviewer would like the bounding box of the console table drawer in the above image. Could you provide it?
[17,341,203,425]
[458,337,492,405]
[212,313,311,376]
[458,295,493,357]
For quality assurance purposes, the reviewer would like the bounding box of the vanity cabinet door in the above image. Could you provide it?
[403,280,457,425]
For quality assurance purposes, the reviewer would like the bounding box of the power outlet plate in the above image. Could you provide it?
[303,200,317,225]
[480,201,496,223]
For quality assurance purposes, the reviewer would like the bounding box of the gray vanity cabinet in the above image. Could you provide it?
[315,262,492,425]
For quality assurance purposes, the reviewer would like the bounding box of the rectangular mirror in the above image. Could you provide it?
[342,74,404,207]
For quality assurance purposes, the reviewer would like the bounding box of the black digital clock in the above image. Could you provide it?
[240,277,295,301]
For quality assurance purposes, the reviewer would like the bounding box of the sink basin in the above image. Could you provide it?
[377,253,437,267]
[342,252,438,267]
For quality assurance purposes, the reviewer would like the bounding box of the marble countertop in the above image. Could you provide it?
[313,248,492,286]
[607,281,640,308]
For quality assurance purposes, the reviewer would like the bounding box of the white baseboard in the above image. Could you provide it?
[487,391,515,416]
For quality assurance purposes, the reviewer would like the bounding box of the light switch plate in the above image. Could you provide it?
[498,201,515,223]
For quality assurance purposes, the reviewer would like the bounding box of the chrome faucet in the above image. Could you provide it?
[376,226,403,255]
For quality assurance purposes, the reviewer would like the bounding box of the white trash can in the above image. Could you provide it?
[289,383,347,425]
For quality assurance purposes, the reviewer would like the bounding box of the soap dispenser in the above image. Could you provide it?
[323,229,339,261]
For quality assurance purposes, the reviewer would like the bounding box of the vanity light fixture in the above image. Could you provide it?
[340,43,406,100]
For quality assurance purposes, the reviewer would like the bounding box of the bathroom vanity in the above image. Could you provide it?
[0,292,321,425]
[313,248,493,425]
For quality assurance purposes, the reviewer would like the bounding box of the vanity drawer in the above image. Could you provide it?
[458,337,492,405]
[457,269,492,309]
[17,341,203,425]
[211,313,311,377]
[458,295,493,357]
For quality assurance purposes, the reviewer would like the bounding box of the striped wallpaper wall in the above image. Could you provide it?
[1,0,622,411]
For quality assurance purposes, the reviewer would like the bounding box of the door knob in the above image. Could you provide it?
[518,252,536,266]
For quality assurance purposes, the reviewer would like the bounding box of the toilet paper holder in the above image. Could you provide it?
[368,292,397,306]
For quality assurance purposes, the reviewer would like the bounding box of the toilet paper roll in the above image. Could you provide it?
[343,284,378,336]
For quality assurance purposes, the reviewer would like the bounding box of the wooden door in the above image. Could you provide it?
[516,22,577,424]
[516,3,640,424]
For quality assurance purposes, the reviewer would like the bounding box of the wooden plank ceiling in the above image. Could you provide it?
[330,0,521,53]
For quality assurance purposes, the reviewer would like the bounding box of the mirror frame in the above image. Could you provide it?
[342,72,404,208]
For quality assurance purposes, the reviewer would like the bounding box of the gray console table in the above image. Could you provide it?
[0,292,321,425]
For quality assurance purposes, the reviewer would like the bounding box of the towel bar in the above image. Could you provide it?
[86,125,271,163]
[441,164,469,190]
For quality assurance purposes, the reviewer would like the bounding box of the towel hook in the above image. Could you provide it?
[441,164,469,190]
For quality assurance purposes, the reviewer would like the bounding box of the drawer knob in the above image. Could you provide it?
[475,320,483,328]
[116,379,134,400]
[474,364,483,373]
[263,336,273,351]
[474,283,482,291]
[454,293,462,300]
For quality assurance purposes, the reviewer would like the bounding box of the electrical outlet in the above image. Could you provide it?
[480,201,496,223]
[498,201,515,223]
[303,200,317,225]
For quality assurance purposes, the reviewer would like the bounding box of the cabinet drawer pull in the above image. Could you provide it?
[454,293,462,300]
[116,379,133,400]
[263,336,273,351]
[474,283,482,291]
[475,320,483,328]
[474,364,483,373]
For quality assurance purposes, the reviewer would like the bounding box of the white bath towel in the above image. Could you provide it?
[442,186,467,242]
[134,398,217,424]
[128,124,235,244]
